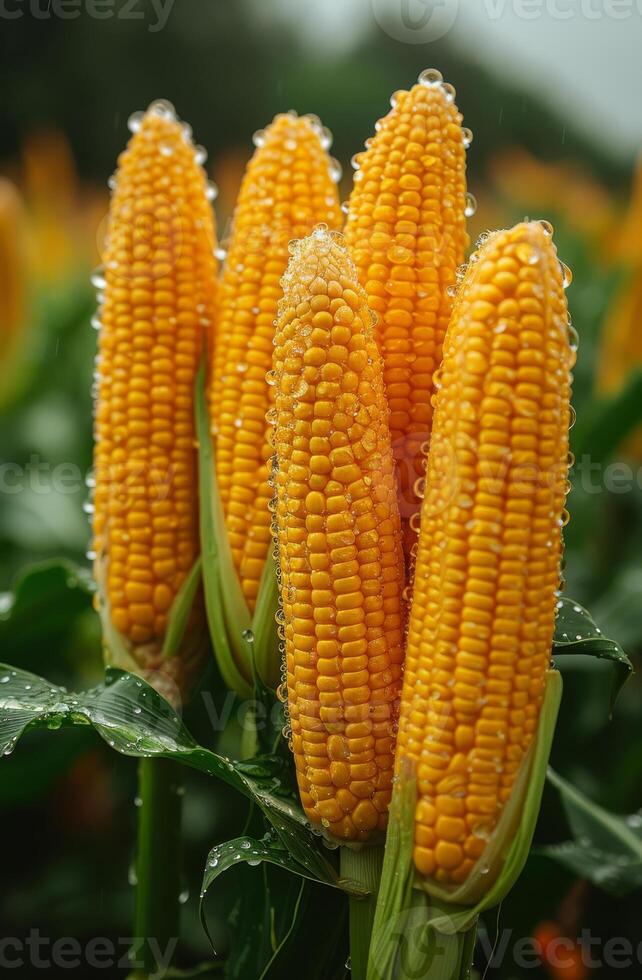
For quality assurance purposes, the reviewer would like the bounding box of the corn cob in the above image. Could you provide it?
[598,273,642,397]
[488,148,613,248]
[344,69,469,564]
[209,112,342,611]
[395,221,574,884]
[615,155,642,266]
[92,100,218,695]
[22,128,78,282]
[596,270,642,461]
[597,156,642,459]
[272,226,406,840]
[0,178,26,364]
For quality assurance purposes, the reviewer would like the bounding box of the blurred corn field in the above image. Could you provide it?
[1,34,642,979]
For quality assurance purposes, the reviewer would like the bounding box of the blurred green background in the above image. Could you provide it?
[1,1,641,976]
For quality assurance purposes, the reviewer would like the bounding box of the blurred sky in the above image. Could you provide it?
[258,0,642,161]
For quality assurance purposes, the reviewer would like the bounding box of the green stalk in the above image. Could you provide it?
[340,844,384,980]
[393,904,478,980]
[130,758,182,977]
[239,707,259,759]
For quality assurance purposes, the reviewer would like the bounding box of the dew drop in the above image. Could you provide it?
[442,82,456,103]
[464,192,477,218]
[292,378,308,398]
[320,127,333,151]
[127,111,144,133]
[418,68,443,87]
[91,267,106,290]
[473,821,493,841]
[329,158,342,182]
[148,98,176,120]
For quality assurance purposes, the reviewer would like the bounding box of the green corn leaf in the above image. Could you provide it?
[195,363,253,698]
[541,768,642,896]
[257,877,348,980]
[553,595,633,706]
[258,878,307,980]
[0,560,93,649]
[251,543,280,690]
[0,664,276,815]
[201,833,341,896]
[0,664,365,901]
[201,842,351,980]
[162,558,203,659]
